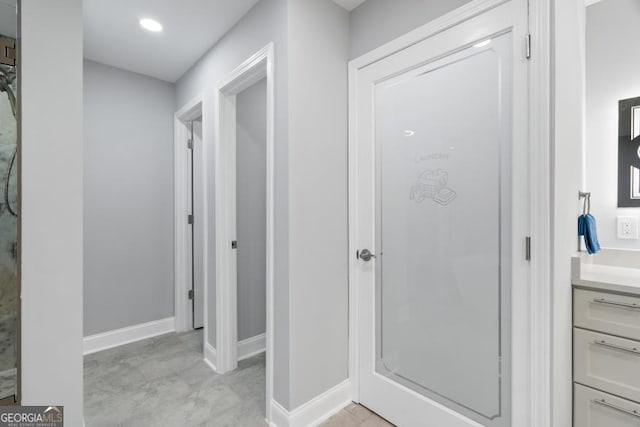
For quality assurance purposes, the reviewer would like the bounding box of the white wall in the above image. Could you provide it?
[83,59,176,336]
[287,0,349,409]
[20,0,84,424]
[175,0,292,407]
[349,0,473,59]
[552,0,585,426]
[176,0,351,411]
[585,0,640,250]
[236,79,267,342]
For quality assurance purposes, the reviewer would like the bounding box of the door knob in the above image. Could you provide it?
[357,249,376,262]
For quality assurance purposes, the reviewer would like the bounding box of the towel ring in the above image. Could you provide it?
[579,191,591,215]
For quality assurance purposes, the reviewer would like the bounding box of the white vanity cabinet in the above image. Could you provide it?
[574,287,640,426]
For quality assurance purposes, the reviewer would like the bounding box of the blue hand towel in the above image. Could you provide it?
[578,214,600,254]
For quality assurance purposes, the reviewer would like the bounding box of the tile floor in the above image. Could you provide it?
[84,330,265,426]
[84,330,393,427]
[320,404,394,427]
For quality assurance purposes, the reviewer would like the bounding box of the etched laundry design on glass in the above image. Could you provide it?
[409,169,457,206]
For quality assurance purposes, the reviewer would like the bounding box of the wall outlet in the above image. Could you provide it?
[617,216,639,240]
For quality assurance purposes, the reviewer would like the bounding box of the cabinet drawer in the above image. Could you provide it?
[574,383,640,427]
[574,328,640,402]
[574,288,640,340]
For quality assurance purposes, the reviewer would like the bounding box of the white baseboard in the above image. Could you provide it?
[238,333,266,361]
[83,317,175,355]
[269,379,351,427]
[204,342,218,373]
[270,400,290,427]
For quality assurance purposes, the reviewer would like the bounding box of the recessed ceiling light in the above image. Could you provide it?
[140,18,163,33]
[473,39,492,48]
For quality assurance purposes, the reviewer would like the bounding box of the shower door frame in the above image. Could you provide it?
[347,0,552,425]
[0,31,20,406]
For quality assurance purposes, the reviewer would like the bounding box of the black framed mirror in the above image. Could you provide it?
[618,96,640,207]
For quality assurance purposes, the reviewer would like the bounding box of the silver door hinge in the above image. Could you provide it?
[525,236,532,261]
[231,240,237,249]
[188,290,194,300]
[188,214,194,225]
[525,34,532,60]
[187,139,193,149]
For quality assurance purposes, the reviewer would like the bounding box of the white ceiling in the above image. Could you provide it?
[83,0,260,82]
[332,0,367,11]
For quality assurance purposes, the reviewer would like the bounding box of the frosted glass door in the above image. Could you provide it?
[372,32,513,426]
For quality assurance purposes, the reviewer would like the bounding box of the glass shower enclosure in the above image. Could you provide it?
[0,27,19,404]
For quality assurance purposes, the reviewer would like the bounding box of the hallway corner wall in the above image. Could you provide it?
[287,0,350,410]
[20,0,84,424]
[83,59,176,337]
[551,0,586,425]
[175,0,291,408]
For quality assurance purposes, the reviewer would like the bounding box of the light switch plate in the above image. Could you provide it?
[617,216,639,239]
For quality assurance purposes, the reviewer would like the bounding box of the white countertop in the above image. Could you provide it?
[572,255,640,294]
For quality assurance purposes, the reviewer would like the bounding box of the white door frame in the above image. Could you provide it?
[174,95,208,334]
[214,43,275,420]
[347,0,551,425]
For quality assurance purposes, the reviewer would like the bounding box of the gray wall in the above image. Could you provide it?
[287,0,349,409]
[585,0,640,250]
[175,0,291,407]
[236,79,267,342]
[21,0,83,424]
[349,0,474,59]
[83,59,176,336]
[0,0,16,38]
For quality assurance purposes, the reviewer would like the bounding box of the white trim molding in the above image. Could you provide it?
[585,0,602,6]
[348,0,509,72]
[214,42,276,423]
[238,333,266,361]
[528,0,552,425]
[174,94,207,334]
[83,317,175,355]
[204,342,218,373]
[269,380,352,427]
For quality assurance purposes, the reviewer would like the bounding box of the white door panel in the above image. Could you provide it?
[351,1,530,426]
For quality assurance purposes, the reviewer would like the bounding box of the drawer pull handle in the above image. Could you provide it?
[592,399,640,418]
[594,340,640,355]
[592,298,640,310]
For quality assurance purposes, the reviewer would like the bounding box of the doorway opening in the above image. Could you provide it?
[235,78,267,363]
[81,0,275,423]
[214,44,275,420]
[175,98,206,334]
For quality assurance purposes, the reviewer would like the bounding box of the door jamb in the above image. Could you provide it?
[214,43,275,422]
[174,95,206,334]
[347,0,551,425]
